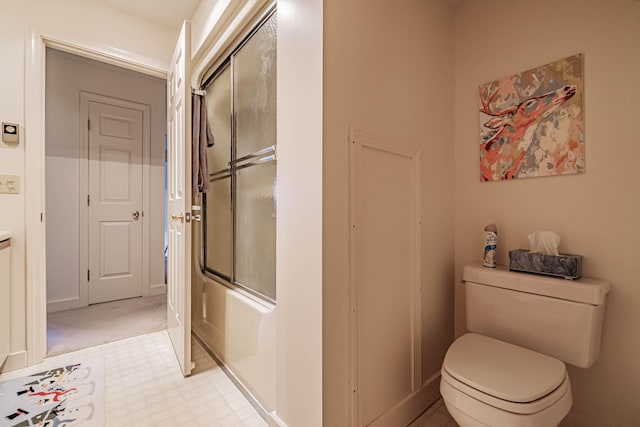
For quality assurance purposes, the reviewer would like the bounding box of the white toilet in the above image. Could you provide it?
[441,264,610,427]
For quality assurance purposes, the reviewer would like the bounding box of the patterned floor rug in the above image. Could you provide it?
[0,362,104,427]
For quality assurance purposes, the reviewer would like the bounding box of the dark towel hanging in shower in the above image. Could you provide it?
[192,92,215,195]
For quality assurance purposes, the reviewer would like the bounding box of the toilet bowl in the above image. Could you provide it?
[440,333,572,427]
[441,264,610,427]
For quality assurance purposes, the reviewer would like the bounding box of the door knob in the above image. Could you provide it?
[171,213,185,223]
[132,210,140,220]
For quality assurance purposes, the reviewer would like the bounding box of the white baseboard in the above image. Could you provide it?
[148,283,167,296]
[268,412,288,427]
[1,350,28,373]
[47,297,83,313]
[370,373,441,427]
[49,286,166,312]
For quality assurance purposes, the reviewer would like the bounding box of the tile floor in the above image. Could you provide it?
[3,328,460,427]
[409,398,459,427]
[0,331,266,427]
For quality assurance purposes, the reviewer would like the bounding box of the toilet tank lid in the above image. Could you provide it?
[463,263,611,305]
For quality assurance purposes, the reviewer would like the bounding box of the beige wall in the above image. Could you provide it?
[323,0,455,424]
[45,49,167,310]
[276,0,324,425]
[454,1,640,426]
[0,0,174,370]
[0,0,28,369]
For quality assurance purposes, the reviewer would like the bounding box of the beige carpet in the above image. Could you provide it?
[47,294,167,356]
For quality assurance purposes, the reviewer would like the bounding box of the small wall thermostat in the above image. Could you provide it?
[2,123,19,144]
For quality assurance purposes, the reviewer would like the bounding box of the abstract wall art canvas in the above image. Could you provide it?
[479,54,584,181]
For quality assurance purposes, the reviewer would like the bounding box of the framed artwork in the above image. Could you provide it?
[479,54,584,181]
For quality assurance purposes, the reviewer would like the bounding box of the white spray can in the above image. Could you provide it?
[483,223,497,268]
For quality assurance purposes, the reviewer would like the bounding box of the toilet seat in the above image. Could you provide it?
[442,333,569,414]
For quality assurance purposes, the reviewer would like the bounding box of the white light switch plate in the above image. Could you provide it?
[0,175,20,194]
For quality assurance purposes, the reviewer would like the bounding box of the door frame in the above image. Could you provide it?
[79,92,152,307]
[25,29,167,365]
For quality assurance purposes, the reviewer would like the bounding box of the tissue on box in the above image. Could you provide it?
[509,249,582,280]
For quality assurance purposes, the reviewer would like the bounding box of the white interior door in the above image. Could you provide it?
[88,100,144,304]
[167,20,192,377]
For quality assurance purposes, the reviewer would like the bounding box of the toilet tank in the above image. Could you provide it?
[463,264,611,368]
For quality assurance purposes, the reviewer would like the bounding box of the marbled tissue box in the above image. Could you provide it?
[509,249,582,280]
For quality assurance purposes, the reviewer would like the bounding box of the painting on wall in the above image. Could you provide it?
[479,54,584,181]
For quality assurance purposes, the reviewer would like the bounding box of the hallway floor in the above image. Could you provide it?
[1,331,266,426]
[47,294,167,356]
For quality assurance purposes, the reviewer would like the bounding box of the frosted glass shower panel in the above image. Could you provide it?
[200,10,277,302]
[235,161,276,300]
[234,14,277,159]
[205,177,232,278]
[206,66,231,173]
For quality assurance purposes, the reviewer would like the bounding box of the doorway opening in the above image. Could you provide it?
[44,48,168,356]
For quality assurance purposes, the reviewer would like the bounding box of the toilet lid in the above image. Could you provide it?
[443,333,566,403]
